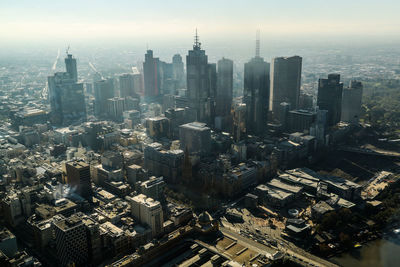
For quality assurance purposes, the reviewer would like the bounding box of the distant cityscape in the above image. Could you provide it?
[0,29,400,267]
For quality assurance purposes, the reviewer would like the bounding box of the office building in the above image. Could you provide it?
[119,73,137,98]
[179,122,211,154]
[130,194,163,236]
[48,54,86,125]
[140,176,165,201]
[143,50,161,99]
[0,228,18,258]
[54,214,89,266]
[270,56,302,115]
[244,54,270,135]
[65,161,92,199]
[144,143,184,183]
[232,103,246,142]
[317,74,344,126]
[172,54,185,88]
[94,78,115,117]
[341,80,363,124]
[216,58,233,118]
[299,93,313,110]
[107,97,125,122]
[186,31,214,123]
[287,109,316,133]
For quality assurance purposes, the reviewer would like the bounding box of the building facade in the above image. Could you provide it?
[270,56,302,116]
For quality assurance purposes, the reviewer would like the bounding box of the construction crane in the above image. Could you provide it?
[88,61,104,80]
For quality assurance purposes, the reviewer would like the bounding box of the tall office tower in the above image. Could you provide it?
[232,103,246,142]
[54,214,89,266]
[341,80,363,124]
[160,61,174,95]
[270,56,302,116]
[132,67,144,96]
[119,73,137,98]
[94,78,114,117]
[106,97,125,122]
[243,34,270,135]
[317,74,344,126]
[65,54,78,82]
[216,58,233,117]
[130,194,163,236]
[143,50,161,99]
[65,161,92,199]
[172,54,185,88]
[186,31,214,123]
[48,53,86,125]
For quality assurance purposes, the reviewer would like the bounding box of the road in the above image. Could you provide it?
[220,226,339,267]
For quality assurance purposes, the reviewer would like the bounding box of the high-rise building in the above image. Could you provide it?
[131,67,144,96]
[106,97,125,122]
[65,161,92,199]
[317,74,344,126]
[186,31,214,123]
[172,54,185,88]
[341,80,363,124]
[143,50,161,99]
[54,214,89,266]
[119,73,137,98]
[130,194,163,236]
[232,103,246,142]
[179,122,211,154]
[48,53,86,125]
[65,54,78,82]
[270,56,302,116]
[243,36,270,135]
[216,58,233,117]
[94,78,114,117]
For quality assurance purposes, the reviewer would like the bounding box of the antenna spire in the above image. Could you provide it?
[256,30,260,57]
[255,30,260,58]
[66,45,70,55]
[194,28,201,49]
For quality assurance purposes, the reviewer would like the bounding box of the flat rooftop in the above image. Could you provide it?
[180,122,210,131]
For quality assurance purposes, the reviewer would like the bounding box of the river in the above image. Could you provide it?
[330,235,400,267]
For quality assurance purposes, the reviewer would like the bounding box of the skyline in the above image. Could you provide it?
[1,0,400,46]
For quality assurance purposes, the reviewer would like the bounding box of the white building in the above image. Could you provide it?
[130,194,163,236]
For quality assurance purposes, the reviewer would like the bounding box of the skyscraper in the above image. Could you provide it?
[186,30,214,123]
[341,80,363,124]
[270,56,302,116]
[172,54,185,88]
[119,73,136,98]
[48,53,86,125]
[65,54,78,82]
[243,34,270,135]
[94,78,114,117]
[65,161,92,199]
[216,58,233,117]
[317,74,344,126]
[143,50,161,99]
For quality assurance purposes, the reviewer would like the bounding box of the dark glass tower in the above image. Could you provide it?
[317,74,343,126]
[270,56,302,116]
[243,40,270,135]
[186,30,213,123]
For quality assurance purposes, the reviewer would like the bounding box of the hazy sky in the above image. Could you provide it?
[1,0,399,45]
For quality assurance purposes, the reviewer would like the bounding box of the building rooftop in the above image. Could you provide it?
[180,122,210,131]
[132,194,160,208]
